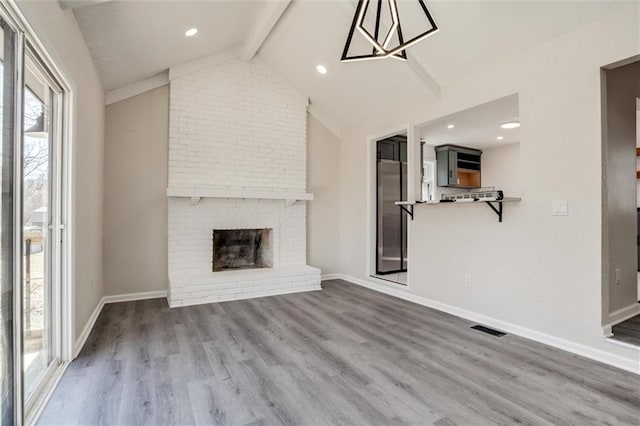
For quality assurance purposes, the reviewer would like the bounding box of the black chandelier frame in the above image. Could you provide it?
[341,0,439,62]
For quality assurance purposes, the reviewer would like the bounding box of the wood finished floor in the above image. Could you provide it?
[612,313,640,347]
[39,280,640,425]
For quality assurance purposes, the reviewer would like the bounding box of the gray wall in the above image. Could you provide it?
[18,2,106,341]
[104,86,169,296]
[307,115,340,274]
[102,89,341,295]
[603,60,640,320]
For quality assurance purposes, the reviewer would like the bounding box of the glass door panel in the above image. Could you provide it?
[0,16,18,425]
[22,57,55,399]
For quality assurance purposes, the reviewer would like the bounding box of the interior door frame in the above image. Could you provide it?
[375,138,407,275]
[366,124,413,287]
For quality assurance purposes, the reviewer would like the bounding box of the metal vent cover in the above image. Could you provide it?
[471,325,506,337]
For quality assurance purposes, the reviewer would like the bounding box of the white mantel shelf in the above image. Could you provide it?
[166,187,314,203]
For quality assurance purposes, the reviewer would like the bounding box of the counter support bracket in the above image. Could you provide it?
[399,204,414,220]
[485,201,503,223]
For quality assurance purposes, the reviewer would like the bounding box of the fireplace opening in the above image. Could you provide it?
[212,228,273,272]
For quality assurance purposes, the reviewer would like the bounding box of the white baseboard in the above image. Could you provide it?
[103,290,168,304]
[321,273,342,281]
[605,302,640,328]
[74,290,168,358]
[605,337,640,352]
[73,297,105,358]
[336,273,640,375]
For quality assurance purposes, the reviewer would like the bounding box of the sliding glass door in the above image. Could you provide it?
[0,5,68,422]
[22,53,62,402]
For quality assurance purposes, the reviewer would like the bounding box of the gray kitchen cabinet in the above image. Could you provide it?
[435,144,482,188]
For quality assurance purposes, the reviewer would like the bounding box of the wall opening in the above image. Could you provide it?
[601,58,640,334]
[370,133,408,286]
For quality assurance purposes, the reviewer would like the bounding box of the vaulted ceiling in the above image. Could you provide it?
[70,0,626,133]
[72,0,263,89]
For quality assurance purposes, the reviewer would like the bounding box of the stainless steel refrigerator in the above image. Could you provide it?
[376,137,408,274]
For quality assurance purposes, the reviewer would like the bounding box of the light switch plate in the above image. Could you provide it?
[552,201,568,216]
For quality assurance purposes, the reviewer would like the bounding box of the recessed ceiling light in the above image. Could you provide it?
[316,65,327,74]
[501,121,520,129]
[497,136,504,140]
[447,124,455,129]
[185,28,198,37]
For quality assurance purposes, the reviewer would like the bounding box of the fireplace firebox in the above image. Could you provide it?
[212,228,273,272]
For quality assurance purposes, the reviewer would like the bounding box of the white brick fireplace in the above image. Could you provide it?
[166,53,321,307]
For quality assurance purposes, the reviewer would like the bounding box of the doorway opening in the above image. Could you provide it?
[601,58,640,347]
[610,96,640,347]
[372,134,408,285]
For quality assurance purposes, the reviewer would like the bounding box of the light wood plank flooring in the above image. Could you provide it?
[39,280,640,425]
[612,312,640,347]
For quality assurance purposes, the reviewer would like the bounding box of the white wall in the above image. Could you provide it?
[168,57,307,192]
[103,85,168,296]
[338,4,640,372]
[307,114,340,274]
[17,1,105,341]
[482,143,521,197]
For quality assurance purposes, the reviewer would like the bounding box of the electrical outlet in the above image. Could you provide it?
[464,274,472,288]
[615,268,621,286]
[552,201,568,216]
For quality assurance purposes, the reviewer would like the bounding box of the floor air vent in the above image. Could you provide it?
[471,325,506,337]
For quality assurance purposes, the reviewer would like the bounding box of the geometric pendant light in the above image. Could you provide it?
[341,0,438,62]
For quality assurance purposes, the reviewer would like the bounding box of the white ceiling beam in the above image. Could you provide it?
[105,72,169,106]
[339,0,441,99]
[406,55,441,99]
[59,0,112,10]
[240,0,291,62]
